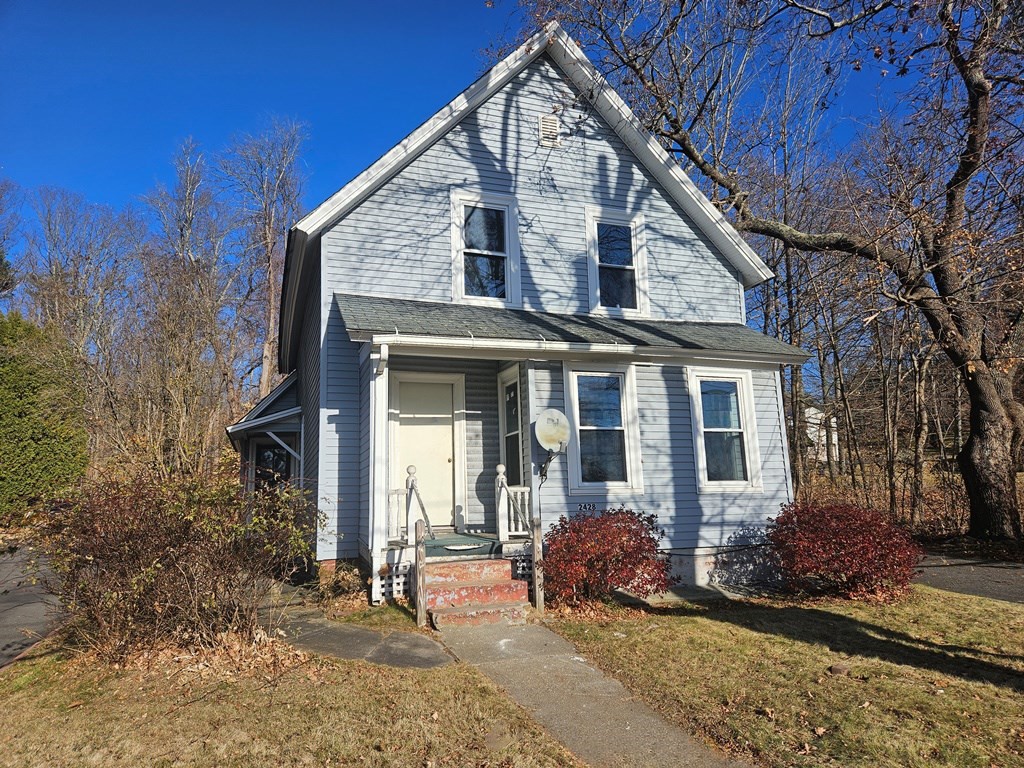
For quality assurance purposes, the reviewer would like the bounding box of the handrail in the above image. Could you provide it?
[495,464,531,540]
[406,465,435,544]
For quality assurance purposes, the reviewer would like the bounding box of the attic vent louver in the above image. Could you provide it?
[539,113,561,147]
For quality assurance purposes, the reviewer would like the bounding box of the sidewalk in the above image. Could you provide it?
[441,622,751,768]
[0,549,56,667]
[269,596,453,669]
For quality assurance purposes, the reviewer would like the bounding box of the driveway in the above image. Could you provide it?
[916,554,1024,604]
[0,548,57,666]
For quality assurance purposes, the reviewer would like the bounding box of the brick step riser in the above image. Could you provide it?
[425,580,529,610]
[430,605,528,629]
[424,559,512,585]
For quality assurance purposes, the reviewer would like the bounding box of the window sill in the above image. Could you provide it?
[567,483,645,496]
[588,305,648,319]
[697,483,764,495]
[457,295,520,309]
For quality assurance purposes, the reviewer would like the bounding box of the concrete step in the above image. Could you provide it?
[430,602,528,630]
[425,578,529,610]
[424,558,512,585]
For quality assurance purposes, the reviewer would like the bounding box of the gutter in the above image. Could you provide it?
[365,333,809,366]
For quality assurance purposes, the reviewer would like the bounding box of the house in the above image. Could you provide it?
[229,22,807,612]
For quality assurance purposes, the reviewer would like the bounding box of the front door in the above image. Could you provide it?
[392,376,463,530]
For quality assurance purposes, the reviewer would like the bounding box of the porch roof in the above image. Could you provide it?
[333,294,808,363]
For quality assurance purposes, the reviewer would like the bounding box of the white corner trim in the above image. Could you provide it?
[686,366,763,494]
[563,361,644,495]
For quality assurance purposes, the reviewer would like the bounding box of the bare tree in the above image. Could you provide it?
[218,118,306,398]
[529,1,1024,540]
[0,179,20,300]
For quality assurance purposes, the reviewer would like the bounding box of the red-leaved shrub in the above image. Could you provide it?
[543,507,677,606]
[768,502,922,599]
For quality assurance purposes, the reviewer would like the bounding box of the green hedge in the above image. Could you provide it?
[0,312,87,525]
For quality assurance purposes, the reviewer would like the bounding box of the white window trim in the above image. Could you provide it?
[585,206,650,317]
[687,366,763,493]
[497,365,523,484]
[564,362,644,494]
[451,190,522,308]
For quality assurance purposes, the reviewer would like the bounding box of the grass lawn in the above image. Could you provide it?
[0,643,580,767]
[552,585,1024,768]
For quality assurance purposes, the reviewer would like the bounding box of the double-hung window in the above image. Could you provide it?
[498,367,523,486]
[565,364,643,492]
[452,192,521,306]
[688,368,762,492]
[586,208,648,315]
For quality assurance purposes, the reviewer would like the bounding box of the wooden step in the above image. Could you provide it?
[430,602,528,630]
[424,558,512,585]
[425,578,529,611]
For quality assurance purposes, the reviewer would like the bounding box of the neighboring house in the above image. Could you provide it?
[805,405,840,466]
[229,22,807,608]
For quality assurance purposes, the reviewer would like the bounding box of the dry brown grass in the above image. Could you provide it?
[552,585,1024,768]
[0,639,580,767]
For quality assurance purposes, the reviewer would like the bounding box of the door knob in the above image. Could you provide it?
[448,458,453,463]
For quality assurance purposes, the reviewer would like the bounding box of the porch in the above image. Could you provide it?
[365,352,542,612]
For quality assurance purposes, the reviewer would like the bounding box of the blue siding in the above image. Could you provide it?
[358,349,371,552]
[321,54,743,323]
[528,362,790,551]
[298,263,320,500]
[317,298,362,560]
[301,49,792,571]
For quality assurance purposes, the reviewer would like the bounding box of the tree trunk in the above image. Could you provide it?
[958,370,1024,540]
[910,350,933,526]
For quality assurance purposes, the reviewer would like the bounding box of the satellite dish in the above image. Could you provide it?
[535,408,570,452]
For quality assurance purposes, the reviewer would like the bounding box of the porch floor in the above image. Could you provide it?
[425,532,501,559]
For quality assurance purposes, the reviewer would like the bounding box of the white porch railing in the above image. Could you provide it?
[495,464,531,541]
[387,465,433,544]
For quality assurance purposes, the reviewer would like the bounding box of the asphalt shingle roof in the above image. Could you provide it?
[333,294,808,361]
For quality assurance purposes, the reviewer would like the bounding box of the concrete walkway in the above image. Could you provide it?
[0,549,56,667]
[273,603,453,669]
[441,622,750,768]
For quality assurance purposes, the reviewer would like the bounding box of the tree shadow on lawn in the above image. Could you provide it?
[639,600,1024,693]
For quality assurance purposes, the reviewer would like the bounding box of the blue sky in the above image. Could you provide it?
[0,0,523,212]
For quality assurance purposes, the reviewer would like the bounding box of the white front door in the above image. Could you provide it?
[392,375,464,529]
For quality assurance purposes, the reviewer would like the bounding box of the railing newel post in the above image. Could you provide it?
[415,519,427,628]
[531,514,544,615]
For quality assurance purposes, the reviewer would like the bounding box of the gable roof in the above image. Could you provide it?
[333,294,807,364]
[279,21,774,371]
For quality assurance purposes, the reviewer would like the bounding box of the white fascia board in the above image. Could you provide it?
[237,371,297,424]
[542,25,774,289]
[279,228,308,371]
[226,407,302,435]
[293,30,551,237]
[279,21,775,367]
[367,333,807,366]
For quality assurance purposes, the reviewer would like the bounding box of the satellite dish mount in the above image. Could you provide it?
[535,408,570,484]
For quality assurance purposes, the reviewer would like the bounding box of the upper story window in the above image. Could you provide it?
[586,207,649,316]
[565,363,644,494]
[687,367,763,493]
[452,191,521,307]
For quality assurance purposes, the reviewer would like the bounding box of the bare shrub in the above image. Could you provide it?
[34,469,315,659]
